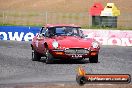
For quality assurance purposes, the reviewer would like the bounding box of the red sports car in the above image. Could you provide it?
[31,24,100,64]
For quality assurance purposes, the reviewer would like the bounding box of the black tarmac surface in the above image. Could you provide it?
[0,40,132,85]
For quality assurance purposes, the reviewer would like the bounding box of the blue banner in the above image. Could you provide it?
[0,26,40,41]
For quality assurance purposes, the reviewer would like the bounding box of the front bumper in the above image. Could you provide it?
[50,48,99,59]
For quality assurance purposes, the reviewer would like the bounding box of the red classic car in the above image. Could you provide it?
[31,24,100,64]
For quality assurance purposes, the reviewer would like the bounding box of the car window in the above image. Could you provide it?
[56,27,82,36]
[56,28,65,35]
[40,27,46,34]
[43,27,55,37]
[41,29,46,34]
[44,27,83,37]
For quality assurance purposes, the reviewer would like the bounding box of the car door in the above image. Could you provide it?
[36,27,47,54]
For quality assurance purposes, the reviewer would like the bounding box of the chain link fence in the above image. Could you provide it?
[0,11,132,29]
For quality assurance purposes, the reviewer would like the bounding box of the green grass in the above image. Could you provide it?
[0,23,132,30]
[81,25,132,30]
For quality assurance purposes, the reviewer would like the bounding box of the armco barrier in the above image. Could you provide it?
[0,26,40,41]
[0,26,132,46]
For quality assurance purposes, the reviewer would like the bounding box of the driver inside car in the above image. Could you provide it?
[71,28,79,36]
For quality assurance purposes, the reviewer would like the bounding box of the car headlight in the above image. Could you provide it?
[52,41,59,49]
[92,41,99,48]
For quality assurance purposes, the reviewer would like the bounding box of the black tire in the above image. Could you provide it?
[32,50,41,61]
[45,49,54,64]
[89,55,98,63]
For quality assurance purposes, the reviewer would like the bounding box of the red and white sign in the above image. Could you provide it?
[82,29,132,46]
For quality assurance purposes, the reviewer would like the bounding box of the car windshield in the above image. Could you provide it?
[49,27,83,37]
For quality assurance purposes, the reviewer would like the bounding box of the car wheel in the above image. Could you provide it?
[89,55,98,63]
[45,49,54,64]
[32,50,41,61]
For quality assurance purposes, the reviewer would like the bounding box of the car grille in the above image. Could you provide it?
[65,48,89,55]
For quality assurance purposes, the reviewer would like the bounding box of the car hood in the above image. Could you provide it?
[53,36,94,49]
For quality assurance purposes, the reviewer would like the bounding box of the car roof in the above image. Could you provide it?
[44,24,80,28]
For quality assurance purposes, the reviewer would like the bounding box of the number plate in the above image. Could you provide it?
[71,55,82,59]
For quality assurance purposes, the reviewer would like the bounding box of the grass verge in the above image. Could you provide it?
[0,23,132,30]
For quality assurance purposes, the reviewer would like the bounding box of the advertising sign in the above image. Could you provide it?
[0,26,40,41]
[0,26,132,46]
[83,29,132,46]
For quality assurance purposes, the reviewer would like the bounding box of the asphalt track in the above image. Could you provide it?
[0,40,132,86]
